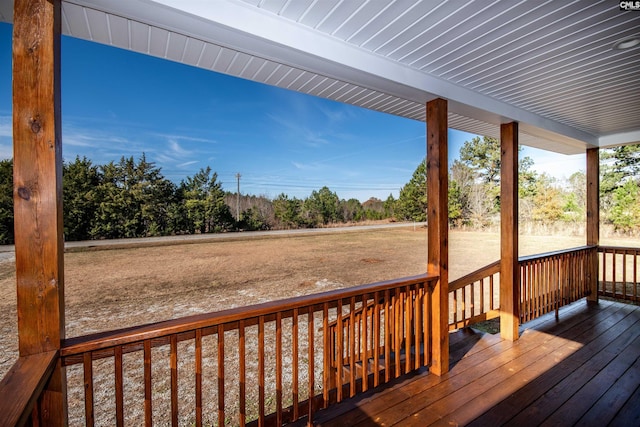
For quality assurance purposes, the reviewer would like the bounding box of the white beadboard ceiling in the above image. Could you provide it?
[2,0,639,154]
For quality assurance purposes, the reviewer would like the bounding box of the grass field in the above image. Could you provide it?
[0,227,637,423]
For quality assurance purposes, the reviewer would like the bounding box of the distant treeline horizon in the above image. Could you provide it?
[0,138,638,244]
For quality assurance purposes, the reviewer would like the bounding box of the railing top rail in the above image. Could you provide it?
[449,260,500,292]
[598,245,640,252]
[518,245,596,263]
[62,273,437,358]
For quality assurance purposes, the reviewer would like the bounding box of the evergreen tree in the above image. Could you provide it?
[91,154,175,238]
[303,186,342,225]
[180,167,234,233]
[609,180,640,233]
[0,159,13,244]
[395,160,426,222]
[273,193,304,228]
[63,156,100,241]
[383,194,396,218]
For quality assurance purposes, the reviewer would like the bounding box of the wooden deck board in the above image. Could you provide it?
[301,300,640,426]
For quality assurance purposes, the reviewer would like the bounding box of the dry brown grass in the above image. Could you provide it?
[3,228,635,374]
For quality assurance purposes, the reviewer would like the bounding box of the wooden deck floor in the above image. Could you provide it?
[298,299,640,426]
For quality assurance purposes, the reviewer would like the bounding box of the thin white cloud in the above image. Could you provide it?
[292,161,323,170]
[177,160,199,168]
[0,116,11,138]
[317,103,358,125]
[167,139,191,157]
[268,113,330,147]
[152,133,217,145]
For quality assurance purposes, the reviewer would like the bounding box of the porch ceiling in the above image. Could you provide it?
[2,1,639,154]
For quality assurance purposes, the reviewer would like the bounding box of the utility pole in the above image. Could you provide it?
[236,173,241,220]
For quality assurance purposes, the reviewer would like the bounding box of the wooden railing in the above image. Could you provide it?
[59,274,436,426]
[4,245,626,426]
[598,246,640,302]
[447,246,598,330]
[0,351,58,427]
[519,246,596,323]
[448,261,500,331]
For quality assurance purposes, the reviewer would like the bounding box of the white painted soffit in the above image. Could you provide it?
[4,0,637,153]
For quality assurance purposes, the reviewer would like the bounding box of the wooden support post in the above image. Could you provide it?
[427,98,449,376]
[586,148,599,303]
[13,0,66,424]
[500,122,519,341]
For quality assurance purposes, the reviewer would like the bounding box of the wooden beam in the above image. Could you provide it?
[427,98,448,376]
[586,148,599,303]
[500,122,519,341]
[13,0,66,424]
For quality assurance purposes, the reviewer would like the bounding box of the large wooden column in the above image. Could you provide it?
[586,148,599,303]
[13,0,67,424]
[427,98,449,376]
[500,122,519,341]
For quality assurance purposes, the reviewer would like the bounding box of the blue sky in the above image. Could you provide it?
[0,23,584,201]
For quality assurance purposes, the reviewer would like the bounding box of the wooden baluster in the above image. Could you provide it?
[423,286,430,366]
[144,340,152,426]
[623,252,628,299]
[394,289,401,378]
[414,284,421,370]
[552,256,565,319]
[373,291,380,387]
[404,286,411,374]
[83,352,94,427]
[308,307,315,425]
[276,312,282,425]
[362,293,369,392]
[602,250,607,295]
[490,274,495,312]
[520,264,525,322]
[472,280,477,320]
[292,309,299,419]
[613,249,618,297]
[170,335,178,427]
[322,303,329,408]
[115,346,124,427]
[535,262,540,318]
[528,263,533,320]
[453,285,458,326]
[217,325,225,425]
[238,322,245,427]
[522,265,527,322]
[538,260,543,314]
[634,252,638,301]
[349,297,356,397]
[335,301,342,402]
[544,258,549,314]
[258,316,265,426]
[480,278,485,319]
[461,282,466,324]
[195,329,203,427]
[384,289,391,383]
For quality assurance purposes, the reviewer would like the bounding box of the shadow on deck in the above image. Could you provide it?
[292,299,640,426]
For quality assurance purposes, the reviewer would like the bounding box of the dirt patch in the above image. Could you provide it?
[361,258,384,264]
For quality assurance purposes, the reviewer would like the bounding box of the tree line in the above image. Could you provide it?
[0,154,394,244]
[0,138,638,244]
[392,137,640,236]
